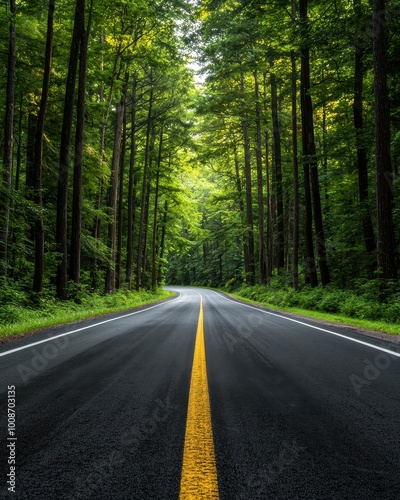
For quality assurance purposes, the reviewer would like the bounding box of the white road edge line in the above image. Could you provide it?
[212,291,400,358]
[0,295,179,358]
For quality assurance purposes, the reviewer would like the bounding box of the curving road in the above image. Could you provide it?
[1,287,400,499]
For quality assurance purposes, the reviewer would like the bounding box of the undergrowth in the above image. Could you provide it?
[231,279,400,332]
[0,286,174,339]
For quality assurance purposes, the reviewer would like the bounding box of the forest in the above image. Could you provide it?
[1,0,400,330]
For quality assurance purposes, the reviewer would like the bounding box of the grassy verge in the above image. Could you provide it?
[0,288,175,340]
[228,284,400,335]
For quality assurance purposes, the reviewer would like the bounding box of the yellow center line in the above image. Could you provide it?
[179,295,219,499]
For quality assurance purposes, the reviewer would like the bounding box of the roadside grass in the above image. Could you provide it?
[228,284,400,336]
[0,288,175,340]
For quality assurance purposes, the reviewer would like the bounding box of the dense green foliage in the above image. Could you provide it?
[0,0,196,302]
[167,0,400,303]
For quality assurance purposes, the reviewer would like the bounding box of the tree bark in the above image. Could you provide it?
[70,0,92,285]
[26,115,36,193]
[105,78,128,294]
[91,182,103,290]
[254,70,267,284]
[140,137,154,288]
[151,128,163,290]
[157,200,168,285]
[233,137,248,280]
[91,33,121,290]
[271,72,285,273]
[126,74,137,289]
[241,73,255,285]
[263,72,273,279]
[353,19,376,257]
[265,131,274,280]
[116,104,127,290]
[136,71,154,290]
[15,94,23,193]
[373,0,397,281]
[0,0,16,278]
[300,0,330,286]
[300,0,317,287]
[56,0,85,299]
[291,49,300,290]
[32,0,56,294]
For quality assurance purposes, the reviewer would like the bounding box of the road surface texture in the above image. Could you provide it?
[1,287,399,499]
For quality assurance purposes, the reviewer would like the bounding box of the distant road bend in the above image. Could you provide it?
[1,287,400,499]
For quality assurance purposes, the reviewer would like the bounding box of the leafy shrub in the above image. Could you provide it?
[381,299,400,324]
[0,285,29,307]
[317,291,344,313]
[0,305,26,325]
[233,279,399,325]
[296,286,325,310]
[339,295,381,320]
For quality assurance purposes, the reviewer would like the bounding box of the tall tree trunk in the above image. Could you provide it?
[309,98,330,283]
[233,138,248,280]
[100,45,122,161]
[91,35,121,290]
[263,72,273,279]
[300,0,317,287]
[15,94,23,193]
[0,0,16,278]
[157,200,168,285]
[116,105,127,290]
[270,72,285,272]
[265,131,274,280]
[91,30,105,290]
[151,128,163,290]
[322,104,329,219]
[241,73,255,285]
[70,0,92,285]
[373,0,397,281]
[141,138,154,288]
[56,0,85,299]
[9,95,23,280]
[136,72,154,290]
[303,161,317,286]
[254,70,267,284]
[32,0,56,294]
[91,183,103,290]
[291,49,300,290]
[353,7,376,257]
[105,78,128,294]
[126,74,137,289]
[26,114,36,192]
[300,0,330,286]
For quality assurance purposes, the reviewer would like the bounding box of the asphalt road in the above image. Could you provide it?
[1,287,399,499]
